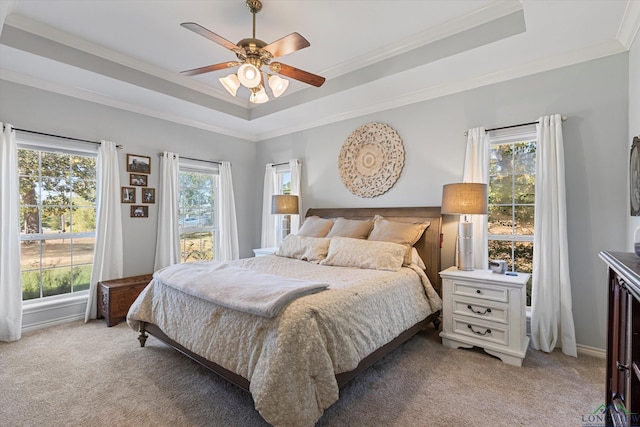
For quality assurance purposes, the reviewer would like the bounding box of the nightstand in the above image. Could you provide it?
[439,267,530,367]
[253,247,278,257]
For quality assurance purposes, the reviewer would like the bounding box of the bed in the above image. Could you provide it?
[127,207,443,427]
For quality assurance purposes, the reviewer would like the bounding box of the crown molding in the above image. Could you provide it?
[320,0,523,80]
[255,40,626,141]
[3,36,625,144]
[617,0,640,50]
[0,68,259,141]
[4,13,246,107]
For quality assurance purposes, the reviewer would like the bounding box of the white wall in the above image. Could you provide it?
[0,80,259,277]
[628,32,640,249]
[256,54,629,350]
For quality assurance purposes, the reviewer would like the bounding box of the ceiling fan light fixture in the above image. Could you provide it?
[237,63,262,88]
[268,74,289,97]
[219,74,241,96]
[250,86,269,104]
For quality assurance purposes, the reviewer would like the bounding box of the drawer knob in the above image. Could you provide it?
[476,289,481,294]
[467,304,491,315]
[468,324,491,336]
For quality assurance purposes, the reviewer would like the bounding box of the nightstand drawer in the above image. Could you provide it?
[453,280,509,303]
[452,317,509,346]
[452,298,508,324]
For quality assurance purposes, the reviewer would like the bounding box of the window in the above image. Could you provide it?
[18,145,97,301]
[178,168,217,262]
[487,130,536,305]
[275,167,291,243]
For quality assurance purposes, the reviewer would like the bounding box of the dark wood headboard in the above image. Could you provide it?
[305,207,442,294]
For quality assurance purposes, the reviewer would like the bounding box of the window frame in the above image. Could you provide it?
[274,164,292,244]
[178,161,219,263]
[487,126,537,272]
[17,138,98,304]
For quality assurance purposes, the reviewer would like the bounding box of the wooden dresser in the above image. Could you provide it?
[97,274,153,327]
[599,251,640,426]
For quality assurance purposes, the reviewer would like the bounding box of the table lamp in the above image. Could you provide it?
[441,183,488,271]
[272,194,299,238]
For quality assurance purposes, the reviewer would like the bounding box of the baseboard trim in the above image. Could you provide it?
[576,344,606,359]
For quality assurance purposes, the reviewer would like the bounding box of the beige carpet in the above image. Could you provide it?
[0,320,605,427]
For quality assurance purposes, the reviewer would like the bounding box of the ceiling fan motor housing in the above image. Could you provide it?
[246,0,262,14]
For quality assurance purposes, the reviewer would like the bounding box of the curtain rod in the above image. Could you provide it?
[13,127,123,149]
[463,116,567,136]
[158,152,222,165]
[274,162,288,166]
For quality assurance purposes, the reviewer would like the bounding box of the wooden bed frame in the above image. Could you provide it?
[137,206,442,391]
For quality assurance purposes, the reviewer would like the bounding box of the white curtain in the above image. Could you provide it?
[216,161,239,261]
[462,127,489,269]
[531,114,577,357]
[289,159,302,234]
[0,123,22,341]
[154,152,180,271]
[260,163,277,248]
[85,141,123,321]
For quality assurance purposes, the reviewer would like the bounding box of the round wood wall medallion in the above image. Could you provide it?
[338,122,405,198]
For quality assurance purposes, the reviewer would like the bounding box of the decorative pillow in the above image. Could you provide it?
[320,236,406,271]
[368,215,430,264]
[276,235,331,262]
[296,216,335,238]
[411,247,427,270]
[326,217,373,239]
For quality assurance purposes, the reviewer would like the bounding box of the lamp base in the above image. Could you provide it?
[457,221,474,271]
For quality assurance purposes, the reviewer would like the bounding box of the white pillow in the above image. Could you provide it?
[275,234,330,262]
[320,236,406,271]
[411,247,427,270]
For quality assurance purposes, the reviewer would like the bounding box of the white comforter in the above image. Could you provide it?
[127,256,441,427]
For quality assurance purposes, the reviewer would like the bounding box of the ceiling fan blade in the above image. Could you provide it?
[181,22,239,51]
[263,32,310,58]
[180,61,240,77]
[271,62,325,87]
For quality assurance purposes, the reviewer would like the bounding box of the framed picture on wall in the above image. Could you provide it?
[142,188,155,204]
[130,205,148,218]
[126,154,151,174]
[631,136,640,216]
[121,187,135,203]
[130,173,147,186]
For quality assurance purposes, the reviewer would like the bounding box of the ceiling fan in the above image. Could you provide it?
[180,0,325,103]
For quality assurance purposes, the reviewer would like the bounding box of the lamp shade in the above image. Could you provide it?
[237,63,262,88]
[271,195,299,215]
[268,74,289,97]
[441,183,488,215]
[250,86,269,104]
[219,74,240,96]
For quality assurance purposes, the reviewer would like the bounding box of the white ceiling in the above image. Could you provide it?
[0,0,638,142]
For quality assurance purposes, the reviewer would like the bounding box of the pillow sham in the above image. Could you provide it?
[368,215,430,265]
[296,216,335,238]
[275,234,330,262]
[325,217,373,239]
[320,236,406,272]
